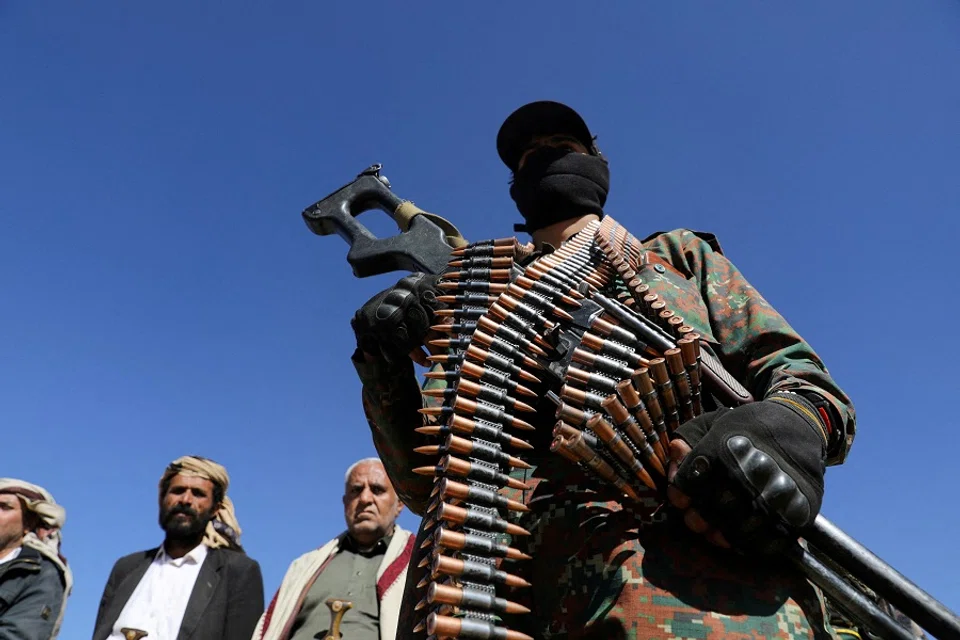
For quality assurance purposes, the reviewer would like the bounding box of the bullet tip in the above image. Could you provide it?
[413,466,437,476]
[414,445,439,455]
[517,370,541,384]
[512,417,535,431]
[514,384,538,398]
[514,400,536,413]
[415,426,441,435]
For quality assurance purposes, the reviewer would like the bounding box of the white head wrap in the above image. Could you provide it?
[0,478,73,637]
[159,455,243,550]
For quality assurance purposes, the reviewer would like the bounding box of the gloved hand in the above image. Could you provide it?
[667,392,828,554]
[351,273,443,366]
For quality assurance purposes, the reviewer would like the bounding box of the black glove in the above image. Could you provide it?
[672,392,828,553]
[351,273,442,365]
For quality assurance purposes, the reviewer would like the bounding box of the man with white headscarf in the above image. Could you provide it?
[0,478,72,640]
[92,456,264,640]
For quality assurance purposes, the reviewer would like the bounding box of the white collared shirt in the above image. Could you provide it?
[108,543,209,640]
[0,546,21,565]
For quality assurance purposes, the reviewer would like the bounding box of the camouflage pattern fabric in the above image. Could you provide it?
[352,224,858,639]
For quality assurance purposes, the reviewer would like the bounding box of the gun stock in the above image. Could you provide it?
[302,164,460,277]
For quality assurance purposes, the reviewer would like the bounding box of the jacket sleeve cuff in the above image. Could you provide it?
[767,391,829,454]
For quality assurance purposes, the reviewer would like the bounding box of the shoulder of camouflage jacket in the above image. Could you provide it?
[632,227,856,464]
[640,228,725,255]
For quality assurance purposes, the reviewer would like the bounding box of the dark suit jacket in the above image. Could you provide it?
[92,546,264,640]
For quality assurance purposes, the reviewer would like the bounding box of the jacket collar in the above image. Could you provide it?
[338,531,393,556]
[0,545,42,577]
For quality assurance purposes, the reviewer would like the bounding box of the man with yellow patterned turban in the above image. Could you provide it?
[92,456,265,640]
[0,478,72,639]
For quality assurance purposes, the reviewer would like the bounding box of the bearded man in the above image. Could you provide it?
[253,458,414,640]
[92,456,264,640]
[0,478,72,640]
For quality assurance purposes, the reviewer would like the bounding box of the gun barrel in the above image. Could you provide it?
[790,544,916,640]
[806,515,960,639]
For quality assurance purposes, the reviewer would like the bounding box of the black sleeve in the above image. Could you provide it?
[0,560,64,640]
[92,560,122,639]
[223,557,265,640]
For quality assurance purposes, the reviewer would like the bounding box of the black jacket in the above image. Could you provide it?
[91,546,264,640]
[0,546,66,640]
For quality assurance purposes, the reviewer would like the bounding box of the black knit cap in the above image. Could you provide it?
[496,100,596,172]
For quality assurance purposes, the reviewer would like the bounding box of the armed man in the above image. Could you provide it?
[348,100,857,639]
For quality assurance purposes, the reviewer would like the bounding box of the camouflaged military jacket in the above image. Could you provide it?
[354,227,855,514]
[352,224,857,640]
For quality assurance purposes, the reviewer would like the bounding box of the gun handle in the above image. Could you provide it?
[698,350,754,406]
[302,166,452,277]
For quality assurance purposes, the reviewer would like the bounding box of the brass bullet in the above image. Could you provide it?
[571,347,635,380]
[471,330,544,371]
[447,256,514,269]
[589,316,648,351]
[433,307,485,320]
[414,417,534,451]
[432,555,532,589]
[418,396,535,431]
[552,419,598,450]
[444,268,513,282]
[427,613,533,640]
[425,361,537,398]
[439,455,529,491]
[588,413,657,490]
[550,435,581,464]
[451,243,516,258]
[602,393,666,475]
[429,321,477,335]
[437,293,497,306]
[463,344,541,385]
[650,358,680,432]
[504,284,576,322]
[445,433,532,469]
[560,383,607,411]
[438,478,530,513]
[477,315,549,357]
[437,502,531,537]
[428,582,532,616]
[515,274,583,303]
[580,331,646,367]
[554,399,589,427]
[436,280,508,294]
[434,526,532,561]
[455,378,536,413]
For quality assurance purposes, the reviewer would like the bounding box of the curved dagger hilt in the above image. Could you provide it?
[324,598,354,640]
[120,629,149,640]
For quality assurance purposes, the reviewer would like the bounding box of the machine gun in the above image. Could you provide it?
[302,165,960,640]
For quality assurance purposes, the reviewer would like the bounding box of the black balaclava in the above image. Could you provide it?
[509,146,610,234]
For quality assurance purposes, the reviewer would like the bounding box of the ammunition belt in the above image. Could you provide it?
[411,216,710,639]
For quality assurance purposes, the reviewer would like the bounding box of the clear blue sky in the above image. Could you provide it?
[2,3,958,638]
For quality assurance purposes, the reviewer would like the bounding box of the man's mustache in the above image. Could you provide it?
[166,505,199,520]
